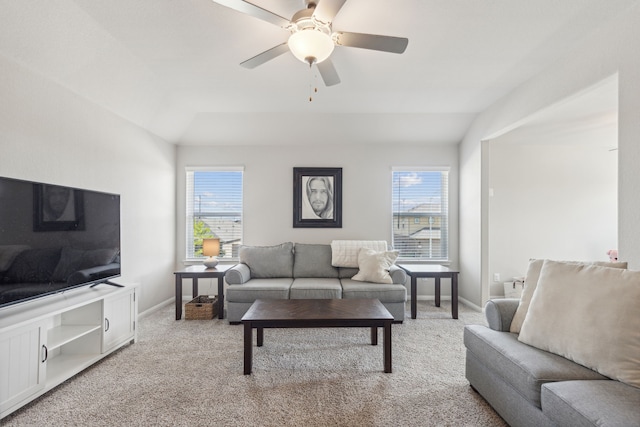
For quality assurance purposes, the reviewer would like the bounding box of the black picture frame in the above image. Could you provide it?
[293,167,342,228]
[33,184,85,232]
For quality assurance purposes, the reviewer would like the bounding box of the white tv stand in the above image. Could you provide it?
[0,283,138,419]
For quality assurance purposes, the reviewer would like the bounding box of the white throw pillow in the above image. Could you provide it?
[352,249,399,284]
[510,258,627,333]
[518,260,640,388]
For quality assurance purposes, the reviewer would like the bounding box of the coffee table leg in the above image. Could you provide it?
[175,274,182,320]
[371,327,377,345]
[257,327,263,347]
[435,277,441,307]
[411,275,417,319]
[243,321,252,375]
[217,276,225,319]
[384,321,392,373]
[452,273,459,319]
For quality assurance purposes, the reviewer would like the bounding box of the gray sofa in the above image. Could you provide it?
[225,242,407,323]
[464,299,640,427]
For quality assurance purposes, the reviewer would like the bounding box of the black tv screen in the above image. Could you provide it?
[0,176,121,308]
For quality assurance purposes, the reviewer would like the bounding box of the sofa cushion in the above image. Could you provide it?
[519,260,640,388]
[293,244,339,278]
[542,380,640,427]
[330,240,387,268]
[340,279,407,303]
[239,242,294,278]
[226,278,292,303]
[352,248,399,284]
[510,258,627,333]
[464,325,607,408]
[338,267,359,279]
[4,248,62,283]
[290,278,342,299]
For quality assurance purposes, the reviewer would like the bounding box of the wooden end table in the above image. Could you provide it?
[241,299,394,375]
[397,264,460,319]
[174,264,233,320]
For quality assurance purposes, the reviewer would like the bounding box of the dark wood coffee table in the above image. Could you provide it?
[241,299,394,375]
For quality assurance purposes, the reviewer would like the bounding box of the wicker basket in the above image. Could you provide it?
[185,295,218,320]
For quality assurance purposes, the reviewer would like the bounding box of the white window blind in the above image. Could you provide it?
[392,168,449,260]
[186,167,243,260]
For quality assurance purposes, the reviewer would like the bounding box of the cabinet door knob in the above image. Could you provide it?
[105,318,110,332]
[41,344,48,363]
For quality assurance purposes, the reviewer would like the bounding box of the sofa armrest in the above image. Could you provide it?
[389,264,407,285]
[226,263,251,284]
[485,298,520,332]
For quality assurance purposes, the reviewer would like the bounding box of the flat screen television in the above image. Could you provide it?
[0,176,121,308]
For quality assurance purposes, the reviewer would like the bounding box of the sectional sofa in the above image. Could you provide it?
[225,241,407,323]
[464,259,640,426]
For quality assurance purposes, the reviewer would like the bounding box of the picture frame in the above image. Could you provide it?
[33,184,85,232]
[293,167,342,228]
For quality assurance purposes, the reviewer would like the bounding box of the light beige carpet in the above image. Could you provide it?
[3,301,507,426]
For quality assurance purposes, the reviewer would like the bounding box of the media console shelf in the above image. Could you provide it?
[0,283,138,419]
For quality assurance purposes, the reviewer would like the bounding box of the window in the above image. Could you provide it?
[186,167,243,260]
[392,168,449,260]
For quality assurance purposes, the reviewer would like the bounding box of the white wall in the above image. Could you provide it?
[176,143,459,297]
[459,4,640,307]
[487,142,618,296]
[0,55,176,313]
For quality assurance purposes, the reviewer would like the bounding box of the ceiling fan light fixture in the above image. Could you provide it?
[288,29,334,65]
[211,0,408,86]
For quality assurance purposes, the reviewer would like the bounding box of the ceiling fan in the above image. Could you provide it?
[212,0,409,86]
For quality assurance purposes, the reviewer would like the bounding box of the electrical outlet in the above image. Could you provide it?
[493,273,500,282]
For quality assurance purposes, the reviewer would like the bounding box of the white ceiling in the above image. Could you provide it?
[0,0,633,146]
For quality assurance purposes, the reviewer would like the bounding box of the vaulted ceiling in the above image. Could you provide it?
[0,0,633,146]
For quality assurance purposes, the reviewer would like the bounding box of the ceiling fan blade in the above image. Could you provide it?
[240,43,289,69]
[317,58,341,86]
[211,0,290,28]
[312,0,347,24]
[334,32,408,54]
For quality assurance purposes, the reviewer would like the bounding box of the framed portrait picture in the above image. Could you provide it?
[293,167,342,228]
[33,184,85,231]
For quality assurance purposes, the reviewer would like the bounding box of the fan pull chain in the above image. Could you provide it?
[308,63,318,102]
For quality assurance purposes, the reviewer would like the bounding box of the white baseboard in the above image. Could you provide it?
[410,295,483,312]
[144,295,485,317]
[139,298,173,319]
[458,296,482,312]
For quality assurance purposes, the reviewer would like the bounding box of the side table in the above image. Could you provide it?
[397,264,460,319]
[174,264,234,320]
